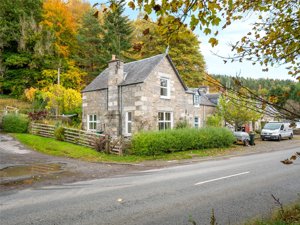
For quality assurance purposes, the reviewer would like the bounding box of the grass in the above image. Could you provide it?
[245,201,300,225]
[0,95,31,113]
[13,133,236,163]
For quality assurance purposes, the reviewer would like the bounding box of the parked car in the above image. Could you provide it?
[261,122,293,141]
[233,131,250,146]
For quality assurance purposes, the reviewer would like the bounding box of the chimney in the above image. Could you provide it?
[198,85,209,94]
[108,55,124,87]
[107,55,124,136]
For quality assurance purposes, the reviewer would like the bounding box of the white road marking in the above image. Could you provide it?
[194,171,250,186]
[139,168,166,173]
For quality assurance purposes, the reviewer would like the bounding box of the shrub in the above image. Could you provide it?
[175,119,190,129]
[131,127,235,156]
[28,111,48,121]
[54,126,65,141]
[206,114,222,127]
[94,136,108,152]
[2,113,29,133]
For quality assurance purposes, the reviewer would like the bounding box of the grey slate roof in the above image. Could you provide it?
[199,95,216,106]
[187,88,218,107]
[206,93,220,105]
[82,54,166,93]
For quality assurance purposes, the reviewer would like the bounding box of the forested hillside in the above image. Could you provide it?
[212,75,294,93]
[0,0,206,98]
[212,74,299,110]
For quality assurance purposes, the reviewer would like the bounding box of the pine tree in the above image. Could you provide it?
[75,10,105,75]
[102,0,133,61]
[0,0,44,96]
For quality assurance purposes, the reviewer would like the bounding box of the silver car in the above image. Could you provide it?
[233,131,250,146]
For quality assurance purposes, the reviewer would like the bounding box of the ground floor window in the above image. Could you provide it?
[194,116,199,128]
[88,114,97,131]
[125,112,132,135]
[158,112,172,130]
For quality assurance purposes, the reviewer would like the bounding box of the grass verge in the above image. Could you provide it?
[13,133,235,163]
[0,95,31,113]
[245,201,300,225]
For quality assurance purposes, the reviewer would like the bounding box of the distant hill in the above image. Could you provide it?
[211,74,295,93]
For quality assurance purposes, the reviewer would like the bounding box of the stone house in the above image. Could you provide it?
[81,54,217,137]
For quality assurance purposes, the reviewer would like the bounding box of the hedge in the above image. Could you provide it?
[131,127,235,156]
[2,113,29,133]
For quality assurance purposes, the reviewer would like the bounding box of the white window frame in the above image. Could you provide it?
[87,114,97,131]
[193,94,200,107]
[194,116,199,128]
[160,77,170,99]
[158,112,173,130]
[125,112,132,136]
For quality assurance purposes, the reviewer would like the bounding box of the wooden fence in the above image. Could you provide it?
[30,123,118,154]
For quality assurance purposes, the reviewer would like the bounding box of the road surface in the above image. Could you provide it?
[1,146,299,225]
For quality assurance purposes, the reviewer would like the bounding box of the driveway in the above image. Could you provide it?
[1,133,299,192]
[0,134,147,192]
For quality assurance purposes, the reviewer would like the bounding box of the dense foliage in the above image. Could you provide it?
[1,0,206,97]
[128,0,300,77]
[131,128,235,156]
[217,93,262,130]
[212,75,294,96]
[213,74,300,120]
[2,114,29,133]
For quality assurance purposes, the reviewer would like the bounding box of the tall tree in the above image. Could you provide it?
[127,0,300,78]
[128,16,206,87]
[75,10,105,76]
[41,0,77,58]
[0,0,43,49]
[66,0,91,26]
[102,0,133,61]
[217,93,262,131]
[0,0,44,96]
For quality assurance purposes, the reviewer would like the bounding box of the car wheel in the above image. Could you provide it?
[289,134,293,139]
[243,140,249,146]
[261,138,265,141]
[278,135,281,141]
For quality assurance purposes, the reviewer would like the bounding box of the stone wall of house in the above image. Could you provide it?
[120,83,145,135]
[132,57,216,131]
[82,90,107,132]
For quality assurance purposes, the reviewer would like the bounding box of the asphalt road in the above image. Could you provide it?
[1,146,299,225]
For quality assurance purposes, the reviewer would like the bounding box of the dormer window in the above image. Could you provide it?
[193,94,200,107]
[160,77,170,99]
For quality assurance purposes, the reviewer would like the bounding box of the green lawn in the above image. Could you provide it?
[13,133,235,163]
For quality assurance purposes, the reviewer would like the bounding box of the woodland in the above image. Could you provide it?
[0,0,299,119]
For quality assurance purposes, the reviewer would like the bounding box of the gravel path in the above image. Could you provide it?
[1,133,299,192]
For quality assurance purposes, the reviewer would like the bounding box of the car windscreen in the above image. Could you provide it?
[263,123,281,130]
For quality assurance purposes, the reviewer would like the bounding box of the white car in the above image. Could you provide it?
[261,122,293,141]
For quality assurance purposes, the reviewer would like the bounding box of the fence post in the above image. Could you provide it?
[105,134,110,154]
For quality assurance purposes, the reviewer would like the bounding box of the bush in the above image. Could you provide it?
[2,113,29,133]
[175,119,190,129]
[206,114,222,127]
[28,111,48,121]
[94,136,108,152]
[131,127,235,156]
[54,126,65,141]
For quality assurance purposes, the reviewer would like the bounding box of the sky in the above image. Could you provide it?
[88,0,296,81]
